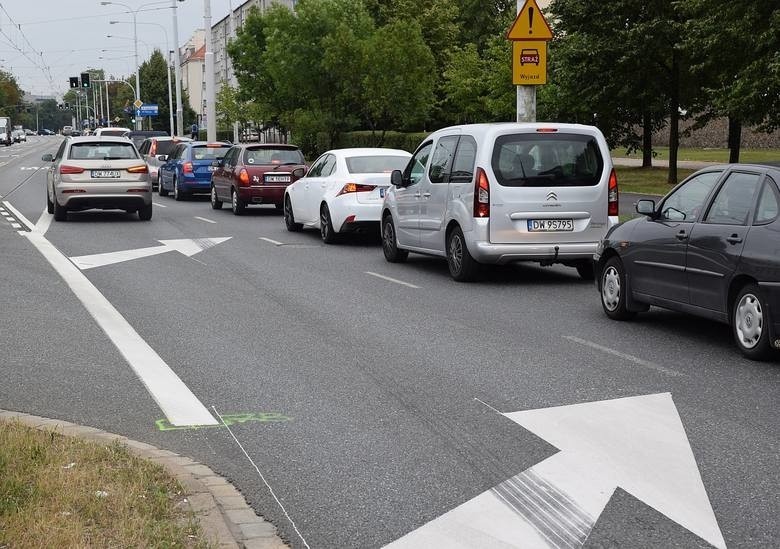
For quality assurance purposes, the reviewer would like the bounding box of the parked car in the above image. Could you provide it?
[138,136,192,190]
[42,136,152,221]
[381,123,618,281]
[11,129,24,143]
[284,148,411,242]
[24,129,35,136]
[125,130,168,149]
[596,164,780,360]
[158,141,231,200]
[94,127,132,138]
[38,129,54,135]
[211,143,307,215]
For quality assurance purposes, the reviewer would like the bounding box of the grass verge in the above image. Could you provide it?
[0,420,213,548]
[615,166,695,196]
[613,147,780,163]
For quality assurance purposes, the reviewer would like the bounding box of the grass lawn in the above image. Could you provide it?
[612,147,780,163]
[0,420,212,548]
[615,166,695,196]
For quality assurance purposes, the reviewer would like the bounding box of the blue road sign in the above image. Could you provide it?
[136,104,159,117]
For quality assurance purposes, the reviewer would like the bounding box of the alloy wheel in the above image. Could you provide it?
[602,266,621,312]
[448,233,463,274]
[735,293,763,349]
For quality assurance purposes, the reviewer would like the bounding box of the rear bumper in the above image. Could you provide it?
[238,186,286,205]
[180,174,211,192]
[330,198,383,232]
[59,193,151,211]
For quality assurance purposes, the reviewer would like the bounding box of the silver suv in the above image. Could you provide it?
[381,123,619,281]
[43,136,152,221]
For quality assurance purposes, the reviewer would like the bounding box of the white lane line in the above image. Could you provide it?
[194,216,217,224]
[20,230,217,427]
[10,222,21,229]
[365,271,420,289]
[259,237,284,246]
[2,201,34,230]
[34,209,53,235]
[563,335,683,377]
[153,201,167,208]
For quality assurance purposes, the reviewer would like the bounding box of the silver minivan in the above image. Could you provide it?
[381,123,619,281]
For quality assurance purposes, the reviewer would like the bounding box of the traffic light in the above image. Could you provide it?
[69,76,79,88]
[80,72,90,88]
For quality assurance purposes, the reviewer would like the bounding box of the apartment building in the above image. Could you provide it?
[180,30,206,120]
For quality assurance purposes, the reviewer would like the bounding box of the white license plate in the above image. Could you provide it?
[208,166,217,172]
[265,175,290,183]
[527,219,574,232]
[91,170,120,178]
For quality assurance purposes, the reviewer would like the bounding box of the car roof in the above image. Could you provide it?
[425,122,604,141]
[243,143,300,149]
[66,136,134,144]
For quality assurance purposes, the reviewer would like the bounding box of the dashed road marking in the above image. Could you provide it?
[152,201,167,208]
[365,271,420,289]
[259,237,284,246]
[563,336,683,377]
[194,216,217,224]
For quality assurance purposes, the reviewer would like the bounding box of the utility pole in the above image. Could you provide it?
[105,81,111,127]
[228,0,239,143]
[172,0,184,137]
[204,0,216,141]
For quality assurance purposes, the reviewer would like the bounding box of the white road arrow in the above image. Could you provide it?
[386,393,726,549]
[69,237,231,270]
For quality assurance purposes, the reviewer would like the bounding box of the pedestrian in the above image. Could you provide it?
[191,122,198,139]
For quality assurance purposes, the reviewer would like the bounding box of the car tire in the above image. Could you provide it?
[158,175,169,197]
[275,203,283,213]
[211,185,222,210]
[53,197,67,221]
[732,284,773,360]
[382,214,408,263]
[231,189,245,215]
[600,256,636,320]
[138,203,153,221]
[173,177,185,201]
[446,225,480,282]
[46,188,54,214]
[576,260,595,280]
[284,196,302,232]
[320,203,337,244]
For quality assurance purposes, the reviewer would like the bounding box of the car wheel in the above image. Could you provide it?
[600,256,636,320]
[446,226,480,282]
[211,185,223,210]
[138,203,153,221]
[576,260,595,280]
[158,174,169,196]
[732,284,773,360]
[382,214,408,263]
[46,188,54,214]
[53,197,67,221]
[284,196,301,231]
[173,177,185,201]
[231,189,245,215]
[320,203,337,244]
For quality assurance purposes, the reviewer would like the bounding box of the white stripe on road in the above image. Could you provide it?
[10,222,21,229]
[194,216,217,224]
[34,209,53,235]
[2,201,33,230]
[259,237,284,246]
[365,271,420,289]
[152,201,167,208]
[563,336,683,377]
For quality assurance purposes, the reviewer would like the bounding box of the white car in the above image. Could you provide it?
[284,148,411,243]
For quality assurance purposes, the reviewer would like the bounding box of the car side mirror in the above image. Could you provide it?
[292,167,306,178]
[636,199,656,217]
[157,155,168,161]
[41,154,53,162]
[211,159,222,168]
[391,170,405,187]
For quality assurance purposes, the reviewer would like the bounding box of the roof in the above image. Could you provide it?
[184,44,206,62]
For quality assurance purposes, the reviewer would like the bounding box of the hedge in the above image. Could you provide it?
[303,131,429,158]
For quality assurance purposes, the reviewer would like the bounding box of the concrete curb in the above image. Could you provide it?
[0,410,289,549]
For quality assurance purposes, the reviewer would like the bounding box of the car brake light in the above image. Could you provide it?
[126,165,148,173]
[61,189,86,193]
[126,188,149,193]
[536,128,558,133]
[337,183,376,196]
[183,162,193,173]
[59,165,85,174]
[239,168,250,186]
[206,143,224,148]
[474,168,489,218]
[608,168,619,216]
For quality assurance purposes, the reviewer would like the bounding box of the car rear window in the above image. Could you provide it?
[191,145,230,160]
[244,147,304,165]
[346,155,409,174]
[69,142,138,160]
[155,140,176,156]
[492,133,604,187]
[99,130,129,137]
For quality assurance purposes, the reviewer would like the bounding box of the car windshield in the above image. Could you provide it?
[492,133,604,187]
[345,155,409,174]
[69,142,138,160]
[191,145,230,160]
[244,147,304,165]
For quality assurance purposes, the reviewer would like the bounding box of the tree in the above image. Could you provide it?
[137,50,172,131]
[0,70,23,117]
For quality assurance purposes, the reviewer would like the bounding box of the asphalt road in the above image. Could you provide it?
[1,137,777,549]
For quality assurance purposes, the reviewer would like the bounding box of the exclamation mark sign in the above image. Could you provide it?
[528,7,534,34]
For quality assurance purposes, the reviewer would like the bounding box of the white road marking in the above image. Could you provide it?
[10,222,21,229]
[194,216,217,224]
[34,209,53,235]
[365,271,420,289]
[1,201,34,230]
[152,201,167,208]
[259,237,284,246]
[563,336,683,377]
[21,230,217,426]
[69,237,232,270]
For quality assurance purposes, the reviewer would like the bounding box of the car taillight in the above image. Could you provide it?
[238,168,250,186]
[126,165,148,173]
[608,168,618,216]
[474,168,490,218]
[59,165,84,174]
[336,183,376,196]
[183,162,193,173]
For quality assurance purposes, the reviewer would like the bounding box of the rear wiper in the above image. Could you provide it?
[272,162,299,170]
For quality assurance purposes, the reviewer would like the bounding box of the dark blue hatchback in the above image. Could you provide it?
[158,141,230,200]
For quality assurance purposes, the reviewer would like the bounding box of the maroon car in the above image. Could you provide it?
[210,144,308,215]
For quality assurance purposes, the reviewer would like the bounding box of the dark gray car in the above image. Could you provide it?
[595,163,780,360]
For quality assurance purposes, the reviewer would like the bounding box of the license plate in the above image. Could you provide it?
[265,174,290,183]
[527,219,574,232]
[91,170,120,178]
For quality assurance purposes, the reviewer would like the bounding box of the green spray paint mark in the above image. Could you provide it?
[155,412,292,432]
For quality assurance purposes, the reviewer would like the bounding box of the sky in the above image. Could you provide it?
[0,0,233,98]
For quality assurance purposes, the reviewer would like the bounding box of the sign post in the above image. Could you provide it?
[508,0,553,122]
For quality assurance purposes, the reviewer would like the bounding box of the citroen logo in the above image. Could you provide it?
[546,192,558,201]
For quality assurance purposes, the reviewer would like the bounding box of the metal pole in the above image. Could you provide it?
[98,78,104,125]
[132,10,141,130]
[516,0,536,123]
[204,0,216,141]
[105,81,111,126]
[167,51,174,136]
[172,0,183,137]
[35,106,39,133]
[228,0,239,143]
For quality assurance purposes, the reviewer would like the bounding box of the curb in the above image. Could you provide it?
[0,410,289,549]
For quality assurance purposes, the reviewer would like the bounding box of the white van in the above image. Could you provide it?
[381,123,619,281]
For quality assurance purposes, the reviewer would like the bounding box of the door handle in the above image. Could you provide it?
[726,234,743,244]
[422,192,431,198]
[675,230,688,241]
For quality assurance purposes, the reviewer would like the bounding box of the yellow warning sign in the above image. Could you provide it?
[507,0,553,41]
[512,41,547,85]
